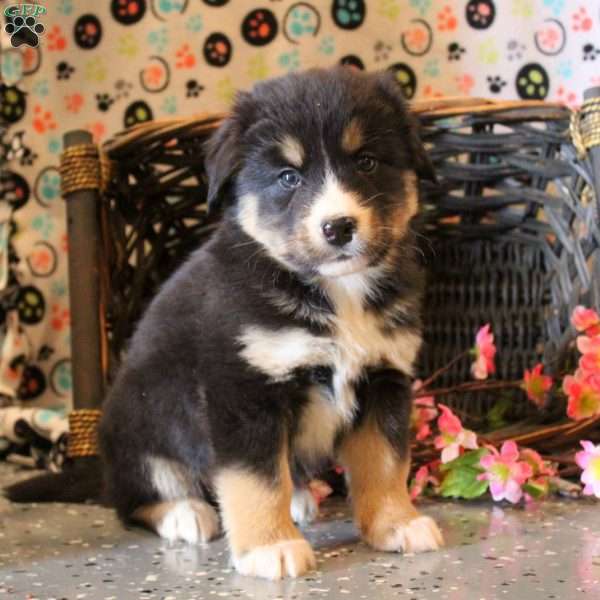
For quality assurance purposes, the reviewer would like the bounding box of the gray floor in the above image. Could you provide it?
[1,463,600,599]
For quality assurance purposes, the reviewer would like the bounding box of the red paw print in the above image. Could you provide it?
[424,85,444,99]
[456,74,475,95]
[175,43,196,69]
[86,122,106,143]
[33,105,57,133]
[65,93,84,114]
[572,6,593,32]
[557,86,579,108]
[51,305,70,332]
[47,25,67,51]
[437,5,458,32]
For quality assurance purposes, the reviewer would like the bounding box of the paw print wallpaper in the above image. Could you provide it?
[0,0,599,411]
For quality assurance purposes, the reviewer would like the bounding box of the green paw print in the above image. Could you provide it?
[512,0,533,17]
[53,361,72,395]
[1,52,23,85]
[33,80,49,97]
[118,33,139,58]
[248,54,269,80]
[424,58,440,77]
[278,49,300,71]
[478,40,499,65]
[186,14,203,32]
[287,6,318,40]
[51,280,68,298]
[58,0,73,15]
[318,35,335,55]
[39,171,61,204]
[48,137,62,155]
[216,77,236,105]
[409,0,431,15]
[159,0,184,13]
[148,28,169,52]
[161,96,177,114]
[85,57,107,83]
[377,0,400,20]
[31,214,54,239]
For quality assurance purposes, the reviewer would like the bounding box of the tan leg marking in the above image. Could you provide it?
[338,419,443,553]
[215,450,316,579]
[132,498,220,545]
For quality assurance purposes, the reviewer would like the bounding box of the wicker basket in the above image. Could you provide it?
[60,94,600,426]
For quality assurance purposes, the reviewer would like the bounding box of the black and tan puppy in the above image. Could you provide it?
[99,67,443,579]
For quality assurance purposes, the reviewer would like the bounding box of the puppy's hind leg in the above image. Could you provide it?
[131,456,220,545]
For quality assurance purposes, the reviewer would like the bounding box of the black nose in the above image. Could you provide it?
[322,217,357,247]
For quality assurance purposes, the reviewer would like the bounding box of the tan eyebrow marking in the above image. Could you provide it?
[341,118,364,154]
[279,135,304,167]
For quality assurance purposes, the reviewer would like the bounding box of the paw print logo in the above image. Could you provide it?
[583,43,600,61]
[4,14,45,48]
[247,54,269,80]
[111,0,147,25]
[18,365,47,400]
[447,42,465,61]
[3,171,30,210]
[203,32,232,67]
[50,359,72,397]
[140,58,170,93]
[47,25,67,51]
[32,105,57,134]
[332,0,366,30]
[161,96,177,115]
[437,5,458,31]
[572,6,593,32]
[27,241,57,278]
[487,75,507,94]
[283,3,320,43]
[242,9,279,46]
[186,79,205,98]
[56,61,75,80]
[176,43,196,68]
[516,63,549,100]
[74,15,102,50]
[507,39,526,61]
[466,0,495,30]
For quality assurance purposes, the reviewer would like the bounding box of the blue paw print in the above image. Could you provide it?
[319,35,335,55]
[148,28,169,53]
[159,0,184,13]
[51,280,68,298]
[32,214,54,239]
[543,0,565,16]
[39,171,61,204]
[424,58,440,77]
[58,0,73,15]
[33,80,49,97]
[278,49,300,71]
[53,361,72,394]
[162,96,177,114]
[557,60,573,79]
[48,137,62,155]
[288,6,317,38]
[186,14,203,32]
[1,52,23,84]
[410,0,431,15]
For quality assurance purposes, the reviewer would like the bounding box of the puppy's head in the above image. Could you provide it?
[205,68,433,278]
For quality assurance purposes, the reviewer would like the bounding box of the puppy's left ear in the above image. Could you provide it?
[377,71,436,183]
[204,91,252,214]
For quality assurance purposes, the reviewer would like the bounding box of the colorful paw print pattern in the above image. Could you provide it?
[1,0,598,410]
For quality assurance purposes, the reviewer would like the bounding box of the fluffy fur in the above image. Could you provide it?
[101,68,443,578]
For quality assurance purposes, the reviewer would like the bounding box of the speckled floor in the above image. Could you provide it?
[1,463,600,599]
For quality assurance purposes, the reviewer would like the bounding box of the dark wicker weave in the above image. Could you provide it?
[98,98,599,419]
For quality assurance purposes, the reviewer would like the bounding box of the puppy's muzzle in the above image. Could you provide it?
[322,216,357,248]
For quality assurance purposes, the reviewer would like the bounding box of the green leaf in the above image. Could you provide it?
[440,466,489,499]
[440,448,488,472]
[487,396,512,430]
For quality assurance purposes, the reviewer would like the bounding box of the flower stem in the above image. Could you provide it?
[416,379,523,398]
[418,350,471,390]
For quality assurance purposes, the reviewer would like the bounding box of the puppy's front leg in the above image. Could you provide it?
[339,369,444,554]
[215,443,315,579]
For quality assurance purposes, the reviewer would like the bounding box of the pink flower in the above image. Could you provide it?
[572,306,600,337]
[577,335,600,377]
[563,372,600,420]
[409,462,440,500]
[471,324,496,380]
[522,364,553,408]
[478,441,533,503]
[575,440,600,497]
[412,396,438,441]
[434,404,478,463]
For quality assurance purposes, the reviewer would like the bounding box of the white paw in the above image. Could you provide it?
[156,500,219,545]
[374,515,444,554]
[291,488,318,524]
[233,539,316,579]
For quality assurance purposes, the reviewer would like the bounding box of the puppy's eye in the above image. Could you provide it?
[279,169,302,190]
[356,154,378,173]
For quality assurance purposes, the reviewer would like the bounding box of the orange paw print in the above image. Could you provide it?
[437,5,458,32]
[33,105,57,133]
[51,305,70,332]
[47,25,67,51]
[86,122,106,143]
[65,93,84,114]
[572,6,593,32]
[175,43,196,69]
[456,74,475,95]
[424,85,444,99]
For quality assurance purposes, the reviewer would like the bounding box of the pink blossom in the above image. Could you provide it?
[572,306,600,337]
[478,441,533,503]
[575,440,600,498]
[409,462,440,500]
[434,404,478,463]
[563,372,600,420]
[522,363,553,408]
[471,324,496,380]
[577,335,600,377]
[412,396,438,441]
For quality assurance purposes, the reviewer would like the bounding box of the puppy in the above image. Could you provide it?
[99,67,443,579]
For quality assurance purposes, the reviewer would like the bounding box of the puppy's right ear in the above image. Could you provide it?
[204,92,252,214]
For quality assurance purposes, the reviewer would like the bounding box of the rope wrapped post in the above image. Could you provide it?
[582,87,600,208]
[60,131,106,456]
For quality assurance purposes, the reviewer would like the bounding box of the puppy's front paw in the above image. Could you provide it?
[368,515,444,554]
[233,538,316,579]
